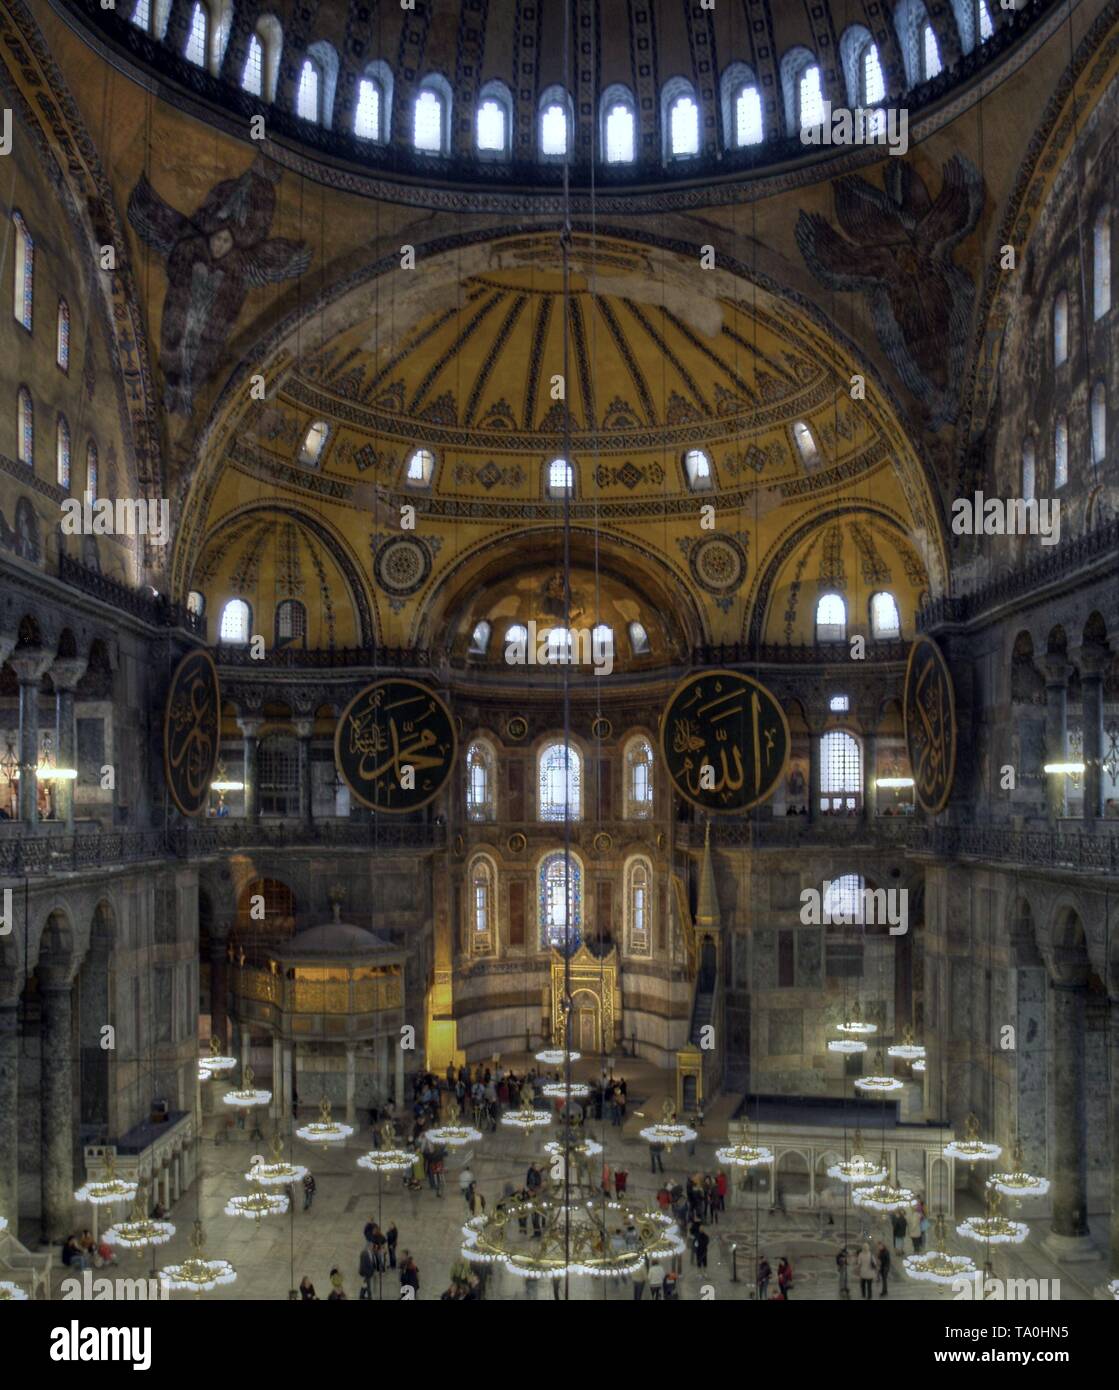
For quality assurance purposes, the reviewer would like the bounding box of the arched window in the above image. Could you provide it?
[625,857,653,955]
[1053,290,1069,365]
[683,448,712,491]
[539,850,582,953]
[505,623,528,652]
[243,15,282,101]
[296,56,322,123]
[625,736,654,818]
[219,598,251,644]
[355,76,383,141]
[259,734,298,816]
[920,22,942,79]
[414,75,452,154]
[85,440,98,499]
[131,0,152,30]
[12,212,33,331]
[861,42,885,106]
[783,48,822,132]
[869,591,901,639]
[56,415,70,490]
[601,85,636,164]
[468,620,491,656]
[823,873,866,923]
[793,420,819,465]
[466,741,495,821]
[275,598,306,648]
[538,740,581,821]
[819,730,862,813]
[720,62,763,148]
[299,420,330,467]
[662,80,700,159]
[476,80,512,158]
[406,447,435,487]
[468,856,495,954]
[816,591,846,642]
[539,86,572,159]
[184,2,209,67]
[1022,439,1036,501]
[17,388,33,466]
[1091,382,1106,464]
[1054,415,1069,487]
[977,0,994,42]
[546,457,574,497]
[628,621,650,656]
[56,299,70,371]
[1094,207,1111,320]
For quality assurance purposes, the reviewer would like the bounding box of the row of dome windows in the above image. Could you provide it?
[206,592,899,650]
[295,430,822,493]
[132,0,997,164]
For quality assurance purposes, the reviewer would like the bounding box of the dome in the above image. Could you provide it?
[277,919,395,957]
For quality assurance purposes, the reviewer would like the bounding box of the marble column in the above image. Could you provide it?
[40,983,74,1242]
[807,730,821,823]
[209,926,231,1051]
[863,730,878,824]
[11,650,52,824]
[1043,660,1070,821]
[1079,646,1106,823]
[51,658,86,832]
[294,718,314,827]
[345,1045,356,1124]
[271,1035,283,1118]
[394,1036,404,1108]
[0,1003,18,1225]
[237,716,263,823]
[1046,976,1092,1254]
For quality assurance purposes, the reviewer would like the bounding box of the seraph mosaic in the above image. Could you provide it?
[795,156,984,431]
[128,158,311,414]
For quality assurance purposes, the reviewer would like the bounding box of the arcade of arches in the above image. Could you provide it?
[0,0,1117,1311]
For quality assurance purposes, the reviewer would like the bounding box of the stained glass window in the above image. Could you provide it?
[539,851,581,953]
[242,35,263,95]
[13,213,33,331]
[56,299,70,371]
[86,440,98,499]
[538,741,581,821]
[17,388,33,466]
[56,415,70,489]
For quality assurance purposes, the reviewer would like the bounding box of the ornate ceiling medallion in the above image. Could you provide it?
[373,536,432,597]
[688,535,747,596]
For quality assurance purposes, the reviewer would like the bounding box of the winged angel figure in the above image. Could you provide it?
[128,158,311,414]
[795,155,983,430]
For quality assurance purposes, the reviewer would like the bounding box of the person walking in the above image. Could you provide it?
[650,1140,665,1174]
[302,1171,316,1210]
[777,1256,793,1299]
[614,1167,628,1198]
[695,1226,710,1270]
[648,1260,666,1299]
[386,1220,398,1270]
[632,1258,648,1301]
[757,1255,771,1301]
[891,1209,908,1254]
[400,1252,420,1296]
[857,1243,877,1299]
[836,1246,850,1299]
[876,1240,891,1297]
[359,1242,376,1299]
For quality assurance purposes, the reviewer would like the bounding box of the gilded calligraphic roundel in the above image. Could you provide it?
[334,679,456,813]
[660,669,789,813]
[903,636,957,814]
[162,649,221,817]
[689,536,746,596]
[374,538,431,597]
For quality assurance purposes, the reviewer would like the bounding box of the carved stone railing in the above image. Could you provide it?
[674,817,913,850]
[692,640,908,666]
[213,643,430,669]
[0,827,169,876]
[919,518,1119,632]
[61,0,1053,194]
[58,554,205,637]
[905,822,1119,873]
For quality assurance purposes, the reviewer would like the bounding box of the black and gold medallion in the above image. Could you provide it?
[903,635,957,814]
[334,678,456,813]
[660,669,789,812]
[163,649,221,817]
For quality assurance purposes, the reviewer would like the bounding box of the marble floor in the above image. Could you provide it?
[53,1068,1113,1303]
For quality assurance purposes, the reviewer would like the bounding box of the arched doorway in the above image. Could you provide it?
[571,989,601,1053]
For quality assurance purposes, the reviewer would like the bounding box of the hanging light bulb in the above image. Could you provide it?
[836,1001,877,1037]
[903,1212,978,1284]
[828,1038,867,1054]
[103,1183,175,1253]
[945,1113,1002,1163]
[716,1142,774,1168]
[222,1065,271,1113]
[501,1093,552,1130]
[74,1150,138,1207]
[853,1155,915,1213]
[200,1036,237,1074]
[853,1049,903,1094]
[956,1187,1027,1245]
[247,1131,307,1186]
[159,1220,236,1295]
[826,1129,887,1183]
[356,1148,414,1175]
[986,1138,1048,1198]
[886,1026,926,1061]
[544,1135,602,1161]
[535,1048,581,1066]
[295,1095,354,1144]
[541,1080,590,1100]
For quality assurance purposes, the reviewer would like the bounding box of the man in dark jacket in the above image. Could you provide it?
[400,1252,420,1296]
[876,1240,891,1297]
